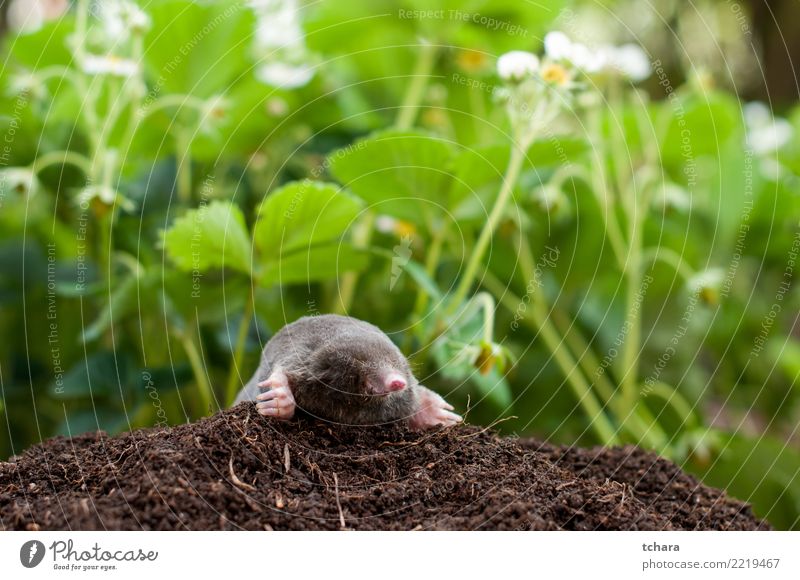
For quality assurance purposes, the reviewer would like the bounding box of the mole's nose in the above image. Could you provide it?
[385,374,407,392]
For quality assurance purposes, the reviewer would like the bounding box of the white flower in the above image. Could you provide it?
[687,268,724,304]
[743,102,771,127]
[744,102,793,154]
[569,43,608,74]
[656,183,692,212]
[609,44,651,81]
[8,71,44,98]
[98,0,151,41]
[497,51,540,82]
[251,0,316,89]
[0,167,39,196]
[256,61,314,88]
[543,31,573,61]
[532,184,564,213]
[253,0,305,50]
[82,54,139,77]
[7,0,45,33]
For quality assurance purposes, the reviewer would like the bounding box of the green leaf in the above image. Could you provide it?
[145,1,256,98]
[53,352,132,399]
[162,271,248,325]
[261,244,369,286]
[393,256,443,302]
[660,91,740,167]
[449,138,588,220]
[81,274,139,343]
[254,180,364,257]
[328,129,456,224]
[163,200,252,274]
[471,369,514,409]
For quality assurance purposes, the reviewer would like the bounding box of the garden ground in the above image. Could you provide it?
[0,404,768,530]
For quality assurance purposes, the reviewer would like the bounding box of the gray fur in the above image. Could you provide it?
[234,314,420,425]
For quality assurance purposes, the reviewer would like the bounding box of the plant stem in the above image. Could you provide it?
[641,246,695,281]
[483,273,619,445]
[412,222,446,317]
[587,105,628,270]
[30,150,92,175]
[645,381,700,429]
[513,232,666,448]
[336,42,439,314]
[395,41,438,131]
[334,213,374,314]
[177,328,215,416]
[225,290,255,406]
[447,141,527,316]
[176,129,192,203]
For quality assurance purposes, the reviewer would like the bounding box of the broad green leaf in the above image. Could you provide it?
[53,351,131,399]
[254,180,363,257]
[328,129,456,224]
[145,1,255,98]
[81,274,139,343]
[660,91,740,168]
[449,138,588,219]
[261,244,369,286]
[163,200,252,274]
[163,271,248,325]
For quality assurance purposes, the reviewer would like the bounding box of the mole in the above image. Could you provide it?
[233,314,462,430]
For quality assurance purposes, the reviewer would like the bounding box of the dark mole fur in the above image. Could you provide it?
[234,314,420,425]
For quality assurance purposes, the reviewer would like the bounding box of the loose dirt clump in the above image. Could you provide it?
[0,404,769,530]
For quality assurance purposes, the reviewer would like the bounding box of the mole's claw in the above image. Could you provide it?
[439,410,462,424]
[254,382,295,420]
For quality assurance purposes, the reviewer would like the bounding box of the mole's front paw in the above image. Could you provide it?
[255,374,296,420]
[408,387,462,431]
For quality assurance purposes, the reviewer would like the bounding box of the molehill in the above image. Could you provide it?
[0,404,769,530]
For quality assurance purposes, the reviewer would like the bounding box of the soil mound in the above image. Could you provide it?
[0,404,768,530]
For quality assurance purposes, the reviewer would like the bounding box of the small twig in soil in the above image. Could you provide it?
[228,456,256,492]
[461,394,472,423]
[456,416,518,439]
[378,428,451,448]
[333,472,346,530]
[284,444,291,473]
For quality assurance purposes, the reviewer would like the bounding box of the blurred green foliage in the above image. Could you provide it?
[0,0,798,529]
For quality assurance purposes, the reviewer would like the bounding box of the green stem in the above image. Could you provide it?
[548,309,615,404]
[30,150,92,175]
[177,329,214,416]
[412,223,446,318]
[644,381,700,429]
[483,273,619,445]
[226,290,255,406]
[619,216,642,410]
[641,246,695,281]
[337,43,439,314]
[176,129,192,203]
[334,213,374,314]
[587,105,628,271]
[447,141,527,316]
[139,94,207,119]
[395,41,438,130]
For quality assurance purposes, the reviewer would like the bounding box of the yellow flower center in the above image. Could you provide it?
[457,49,489,72]
[541,63,569,86]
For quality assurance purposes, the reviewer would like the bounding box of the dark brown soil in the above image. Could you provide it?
[0,404,769,530]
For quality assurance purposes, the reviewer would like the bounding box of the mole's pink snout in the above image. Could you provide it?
[385,373,407,393]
